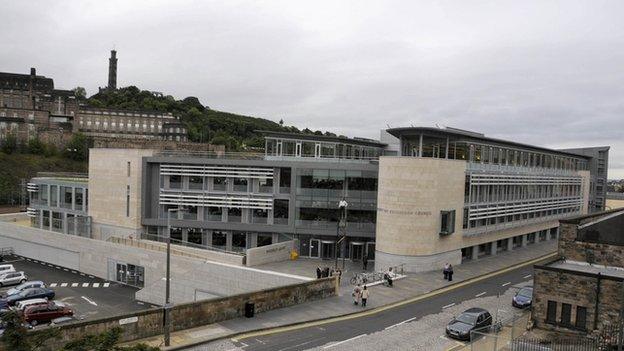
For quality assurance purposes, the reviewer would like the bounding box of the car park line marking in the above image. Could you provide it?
[50,283,58,287]
[103,283,110,287]
[442,303,455,309]
[82,283,89,287]
[523,274,532,279]
[80,273,85,276]
[63,268,69,271]
[56,266,61,269]
[92,283,100,288]
[81,296,97,306]
[323,334,366,349]
[502,282,511,287]
[475,292,487,297]
[71,271,77,274]
[60,283,68,287]
[71,283,78,287]
[88,275,94,279]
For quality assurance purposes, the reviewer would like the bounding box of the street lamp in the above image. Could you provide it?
[335,199,348,271]
[164,207,186,347]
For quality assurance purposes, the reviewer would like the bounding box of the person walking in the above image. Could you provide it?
[361,286,369,307]
[363,255,369,271]
[316,266,322,279]
[443,263,450,280]
[352,284,362,305]
[448,264,454,282]
[336,268,342,285]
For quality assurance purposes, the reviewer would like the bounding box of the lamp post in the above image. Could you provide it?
[164,207,186,347]
[335,199,348,271]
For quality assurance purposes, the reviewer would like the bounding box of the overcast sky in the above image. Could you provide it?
[2,0,623,177]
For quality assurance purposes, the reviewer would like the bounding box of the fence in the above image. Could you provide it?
[510,337,597,351]
[470,310,531,351]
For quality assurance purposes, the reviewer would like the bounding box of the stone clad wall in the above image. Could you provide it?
[16,277,337,350]
[558,213,624,267]
[246,240,296,266]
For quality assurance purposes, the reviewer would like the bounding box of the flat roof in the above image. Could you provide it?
[258,130,386,148]
[387,127,593,159]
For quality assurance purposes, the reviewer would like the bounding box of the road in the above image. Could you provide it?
[205,261,537,351]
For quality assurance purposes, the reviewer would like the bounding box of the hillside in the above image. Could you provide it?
[88,86,335,150]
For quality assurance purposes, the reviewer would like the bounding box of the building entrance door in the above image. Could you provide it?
[365,242,375,260]
[350,242,364,261]
[116,263,127,283]
[320,241,335,260]
[309,239,320,258]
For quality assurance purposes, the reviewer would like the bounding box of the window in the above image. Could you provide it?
[189,176,203,190]
[576,306,587,330]
[127,162,131,177]
[257,233,273,247]
[561,303,572,326]
[169,175,182,189]
[440,210,456,235]
[546,301,557,324]
[213,177,226,191]
[126,185,130,217]
[212,231,227,249]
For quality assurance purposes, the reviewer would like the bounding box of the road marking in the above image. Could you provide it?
[82,283,89,287]
[442,303,456,309]
[26,258,31,261]
[475,292,487,297]
[81,296,97,306]
[92,283,100,288]
[384,323,399,330]
[323,334,366,349]
[523,274,532,279]
[232,251,557,341]
[60,283,68,287]
[384,316,418,330]
[50,283,58,287]
[63,268,69,271]
[71,271,77,274]
[103,283,110,288]
[55,266,61,269]
[71,283,78,287]
[80,273,85,276]
[502,282,511,287]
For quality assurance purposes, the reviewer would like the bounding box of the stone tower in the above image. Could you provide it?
[108,50,117,90]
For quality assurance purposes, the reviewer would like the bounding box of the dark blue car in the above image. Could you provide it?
[2,288,55,306]
[512,287,533,308]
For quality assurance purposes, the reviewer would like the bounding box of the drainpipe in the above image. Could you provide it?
[594,272,601,330]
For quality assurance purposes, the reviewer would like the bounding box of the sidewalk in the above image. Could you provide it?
[127,240,557,350]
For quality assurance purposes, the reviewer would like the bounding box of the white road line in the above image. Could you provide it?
[71,283,78,287]
[323,334,367,349]
[442,303,456,309]
[81,296,98,306]
[26,258,31,261]
[523,274,532,279]
[80,273,85,276]
[82,283,89,287]
[88,275,94,279]
[60,283,68,287]
[92,283,100,288]
[71,271,77,274]
[475,292,487,297]
[50,283,58,287]
[55,266,61,269]
[384,323,400,330]
[502,282,511,287]
[63,268,69,271]
[103,283,110,288]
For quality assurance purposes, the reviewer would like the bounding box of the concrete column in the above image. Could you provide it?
[522,234,528,247]
[471,245,479,260]
[71,187,76,211]
[226,232,233,251]
[490,242,497,256]
[250,233,258,248]
[182,228,188,243]
[205,230,213,247]
[272,233,279,245]
[507,238,514,251]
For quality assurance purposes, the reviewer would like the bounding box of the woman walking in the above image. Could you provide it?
[352,284,362,305]
[361,286,370,307]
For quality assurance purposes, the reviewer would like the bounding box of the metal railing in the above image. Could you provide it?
[155,150,265,160]
[36,172,89,179]
[469,310,531,351]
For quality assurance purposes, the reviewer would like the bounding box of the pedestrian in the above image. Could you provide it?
[316,266,322,279]
[443,263,450,280]
[384,267,394,287]
[323,267,330,278]
[361,286,369,307]
[336,268,342,285]
[448,264,454,282]
[363,255,368,271]
[352,284,362,305]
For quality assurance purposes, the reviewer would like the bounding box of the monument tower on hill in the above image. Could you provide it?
[108,50,117,90]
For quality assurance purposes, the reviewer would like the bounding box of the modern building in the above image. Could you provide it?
[606,192,624,210]
[26,174,90,236]
[532,208,624,333]
[374,127,592,272]
[559,146,610,213]
[26,127,611,273]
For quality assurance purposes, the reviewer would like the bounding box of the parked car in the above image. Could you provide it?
[512,287,533,309]
[5,281,46,297]
[14,298,49,311]
[0,271,27,287]
[0,265,15,275]
[4,288,54,306]
[446,308,493,341]
[23,302,73,326]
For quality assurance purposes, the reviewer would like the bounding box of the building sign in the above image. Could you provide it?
[119,316,138,325]
[377,207,432,216]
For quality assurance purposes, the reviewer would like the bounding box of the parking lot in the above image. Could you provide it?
[1,254,153,322]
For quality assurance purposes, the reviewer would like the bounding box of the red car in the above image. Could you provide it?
[23,302,73,326]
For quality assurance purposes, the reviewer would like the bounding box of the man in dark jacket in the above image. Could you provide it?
[316,266,322,279]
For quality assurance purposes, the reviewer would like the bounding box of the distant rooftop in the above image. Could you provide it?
[258,130,386,148]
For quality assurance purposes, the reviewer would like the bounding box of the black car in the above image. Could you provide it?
[446,308,492,341]
[512,287,533,308]
[3,288,55,306]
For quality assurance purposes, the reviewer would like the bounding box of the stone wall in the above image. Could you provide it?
[92,137,225,153]
[246,240,296,266]
[533,265,623,332]
[15,277,337,351]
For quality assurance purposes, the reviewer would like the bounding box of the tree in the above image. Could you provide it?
[72,87,87,100]
[63,133,92,161]
[0,134,17,154]
[0,310,60,351]
[27,138,46,155]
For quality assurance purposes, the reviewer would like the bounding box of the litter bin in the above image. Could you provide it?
[244,302,255,318]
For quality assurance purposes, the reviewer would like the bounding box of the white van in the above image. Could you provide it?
[14,298,48,311]
[0,265,15,274]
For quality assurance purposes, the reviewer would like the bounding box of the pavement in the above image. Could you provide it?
[124,239,557,350]
[2,254,148,322]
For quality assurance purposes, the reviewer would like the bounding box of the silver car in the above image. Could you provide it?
[0,272,27,287]
[6,281,45,297]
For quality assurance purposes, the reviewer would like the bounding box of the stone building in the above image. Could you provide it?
[533,208,624,333]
